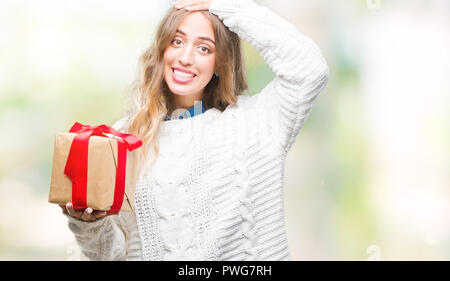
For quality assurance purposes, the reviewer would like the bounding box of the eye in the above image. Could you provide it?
[172,38,183,46]
[199,46,211,54]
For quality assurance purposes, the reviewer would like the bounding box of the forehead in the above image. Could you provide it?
[177,12,215,40]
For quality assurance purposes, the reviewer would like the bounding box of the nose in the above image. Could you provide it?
[178,45,194,66]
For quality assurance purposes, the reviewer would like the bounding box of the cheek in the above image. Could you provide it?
[163,48,176,66]
[198,56,216,76]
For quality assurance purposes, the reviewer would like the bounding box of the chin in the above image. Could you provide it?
[171,89,193,96]
[166,81,203,97]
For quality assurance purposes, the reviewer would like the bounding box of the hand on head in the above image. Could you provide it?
[173,0,212,12]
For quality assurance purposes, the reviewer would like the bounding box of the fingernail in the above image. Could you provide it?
[67,203,72,207]
[87,208,92,213]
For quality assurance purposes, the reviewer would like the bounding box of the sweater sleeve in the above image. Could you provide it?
[64,117,135,261]
[65,213,127,260]
[209,0,329,153]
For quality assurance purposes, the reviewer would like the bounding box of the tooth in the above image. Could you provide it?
[174,70,194,78]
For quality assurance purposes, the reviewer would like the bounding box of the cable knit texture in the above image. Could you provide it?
[65,0,329,261]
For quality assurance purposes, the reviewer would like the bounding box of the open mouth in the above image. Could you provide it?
[172,68,197,83]
[173,68,196,77]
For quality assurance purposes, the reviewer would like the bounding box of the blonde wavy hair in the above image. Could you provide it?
[118,7,248,171]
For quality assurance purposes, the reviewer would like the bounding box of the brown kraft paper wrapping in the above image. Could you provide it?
[48,132,140,212]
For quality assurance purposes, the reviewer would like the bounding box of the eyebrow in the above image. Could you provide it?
[176,29,216,45]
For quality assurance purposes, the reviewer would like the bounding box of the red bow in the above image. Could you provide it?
[64,122,142,214]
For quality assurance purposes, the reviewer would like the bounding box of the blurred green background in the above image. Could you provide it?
[0,0,448,260]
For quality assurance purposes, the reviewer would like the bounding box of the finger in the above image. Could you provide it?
[66,203,82,218]
[81,208,94,221]
[173,2,187,10]
[174,0,200,9]
[172,0,184,7]
[59,205,68,214]
[92,210,108,220]
[174,0,192,5]
[185,4,209,11]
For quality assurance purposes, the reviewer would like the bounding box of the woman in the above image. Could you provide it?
[60,0,329,261]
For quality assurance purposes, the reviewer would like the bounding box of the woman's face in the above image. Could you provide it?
[163,12,216,99]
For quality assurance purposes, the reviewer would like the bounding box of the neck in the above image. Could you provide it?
[169,91,203,114]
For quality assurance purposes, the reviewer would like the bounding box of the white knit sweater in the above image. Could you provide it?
[65,0,329,261]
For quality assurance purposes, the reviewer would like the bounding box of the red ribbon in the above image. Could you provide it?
[64,122,142,214]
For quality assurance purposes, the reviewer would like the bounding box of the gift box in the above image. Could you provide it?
[48,122,142,213]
